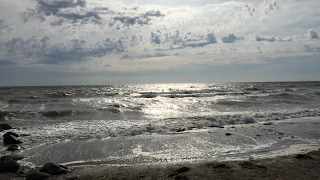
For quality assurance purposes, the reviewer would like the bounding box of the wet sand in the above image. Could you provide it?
[2,148,320,180]
[53,149,320,180]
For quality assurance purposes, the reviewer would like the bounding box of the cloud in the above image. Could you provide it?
[121,52,170,60]
[267,1,279,10]
[21,0,102,25]
[221,33,244,43]
[3,36,128,65]
[54,11,102,24]
[110,10,164,29]
[255,34,292,42]
[149,29,218,48]
[303,45,320,52]
[36,0,86,15]
[308,29,319,39]
[150,30,162,44]
[182,32,217,47]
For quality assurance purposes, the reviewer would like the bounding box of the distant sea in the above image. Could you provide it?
[1,82,320,167]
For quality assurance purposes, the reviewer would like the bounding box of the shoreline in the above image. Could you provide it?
[47,148,320,180]
[1,148,320,180]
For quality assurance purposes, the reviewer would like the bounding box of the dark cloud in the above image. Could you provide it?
[21,0,102,25]
[121,52,170,60]
[221,33,244,43]
[110,10,164,29]
[255,34,292,42]
[3,36,127,65]
[36,0,86,16]
[303,45,320,52]
[57,12,101,23]
[308,29,319,39]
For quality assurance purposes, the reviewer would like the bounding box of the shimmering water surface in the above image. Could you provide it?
[1,82,320,167]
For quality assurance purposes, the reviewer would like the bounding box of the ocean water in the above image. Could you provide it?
[1,82,320,167]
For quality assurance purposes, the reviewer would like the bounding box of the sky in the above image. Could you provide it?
[0,0,319,86]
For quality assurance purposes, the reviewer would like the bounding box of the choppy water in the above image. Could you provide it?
[1,82,320,167]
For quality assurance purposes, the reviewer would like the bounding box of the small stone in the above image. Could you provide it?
[225,133,232,136]
[262,122,273,125]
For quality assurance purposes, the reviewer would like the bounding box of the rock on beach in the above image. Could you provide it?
[40,162,69,175]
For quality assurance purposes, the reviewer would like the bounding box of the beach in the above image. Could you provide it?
[1,118,320,179]
[50,148,320,180]
[1,148,320,180]
[1,82,320,179]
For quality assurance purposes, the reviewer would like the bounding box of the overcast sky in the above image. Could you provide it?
[0,0,319,86]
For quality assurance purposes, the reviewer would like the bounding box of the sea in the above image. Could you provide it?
[1,82,320,168]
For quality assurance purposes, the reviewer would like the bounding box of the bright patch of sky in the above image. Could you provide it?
[0,0,319,86]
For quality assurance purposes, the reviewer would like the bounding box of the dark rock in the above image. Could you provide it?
[295,154,313,159]
[177,128,186,132]
[26,172,51,180]
[3,132,19,138]
[168,166,190,177]
[0,124,12,130]
[210,163,231,169]
[0,159,20,173]
[1,155,25,161]
[239,161,267,170]
[40,162,69,175]
[225,133,232,136]
[7,144,22,151]
[176,166,190,173]
[262,122,273,125]
[3,135,22,145]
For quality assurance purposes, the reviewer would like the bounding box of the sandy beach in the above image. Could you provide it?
[55,149,320,180]
[1,148,319,180]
